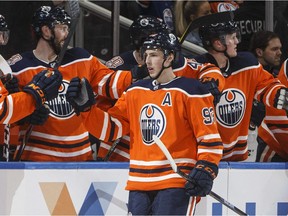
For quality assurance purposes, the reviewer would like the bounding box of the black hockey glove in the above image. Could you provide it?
[66,77,96,115]
[274,87,288,115]
[5,76,20,94]
[200,78,221,106]
[28,104,50,125]
[250,99,265,127]
[185,160,218,197]
[23,69,62,109]
[0,73,13,85]
[131,64,149,81]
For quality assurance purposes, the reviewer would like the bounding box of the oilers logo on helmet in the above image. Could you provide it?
[216,88,245,128]
[140,104,166,145]
[47,80,74,119]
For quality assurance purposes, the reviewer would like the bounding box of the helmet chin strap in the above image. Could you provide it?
[150,57,172,80]
[41,29,61,55]
[212,43,231,58]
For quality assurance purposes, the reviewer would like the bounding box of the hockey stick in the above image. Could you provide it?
[179,11,234,44]
[102,138,121,161]
[15,0,80,161]
[152,135,248,216]
[0,54,13,161]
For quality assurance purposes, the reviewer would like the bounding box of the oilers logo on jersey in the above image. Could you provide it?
[47,79,74,119]
[216,88,245,128]
[140,103,166,145]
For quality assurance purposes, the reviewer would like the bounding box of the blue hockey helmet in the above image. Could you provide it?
[142,31,181,59]
[129,15,169,49]
[199,21,241,48]
[32,6,71,37]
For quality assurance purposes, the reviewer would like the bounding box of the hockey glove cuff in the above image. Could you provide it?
[28,104,50,125]
[131,64,149,81]
[274,87,288,115]
[200,78,221,106]
[23,69,62,109]
[66,77,96,115]
[5,76,20,94]
[185,160,218,197]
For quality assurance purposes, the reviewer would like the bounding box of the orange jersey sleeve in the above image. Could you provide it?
[174,58,225,92]
[277,59,288,87]
[0,82,35,124]
[8,48,133,161]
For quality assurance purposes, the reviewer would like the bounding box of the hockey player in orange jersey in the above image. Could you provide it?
[97,15,225,162]
[0,14,62,160]
[8,6,133,162]
[0,14,62,124]
[256,59,288,162]
[67,32,223,215]
[194,21,288,161]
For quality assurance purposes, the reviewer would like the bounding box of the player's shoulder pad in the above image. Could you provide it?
[230,51,259,68]
[62,47,91,64]
[231,51,259,67]
[127,79,151,91]
[193,53,218,66]
[8,51,35,72]
[175,77,210,95]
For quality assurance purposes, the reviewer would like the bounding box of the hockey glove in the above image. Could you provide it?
[200,78,221,106]
[250,99,265,127]
[185,160,218,197]
[23,69,62,109]
[66,77,96,115]
[5,76,20,94]
[131,64,149,81]
[0,73,13,85]
[274,87,288,114]
[28,104,50,125]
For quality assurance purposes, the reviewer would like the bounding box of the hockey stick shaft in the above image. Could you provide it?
[152,135,247,216]
[103,138,121,161]
[16,1,81,161]
[54,0,80,70]
[3,124,10,161]
[0,55,13,161]
[14,124,33,161]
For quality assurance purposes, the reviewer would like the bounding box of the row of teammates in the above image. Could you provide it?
[0,4,288,215]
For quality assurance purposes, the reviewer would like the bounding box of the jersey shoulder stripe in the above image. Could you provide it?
[230,51,259,71]
[128,77,210,96]
[62,47,91,65]
[8,51,49,73]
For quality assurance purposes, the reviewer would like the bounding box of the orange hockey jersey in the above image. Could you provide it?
[256,59,288,161]
[8,47,132,161]
[81,77,223,191]
[0,81,36,125]
[195,52,285,161]
[97,55,224,162]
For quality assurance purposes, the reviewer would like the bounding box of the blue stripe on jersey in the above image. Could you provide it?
[128,77,210,96]
[194,51,259,76]
[10,47,91,73]
[130,165,193,174]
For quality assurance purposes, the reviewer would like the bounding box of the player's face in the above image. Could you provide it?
[260,38,282,67]
[52,24,69,54]
[145,49,165,78]
[225,32,239,57]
